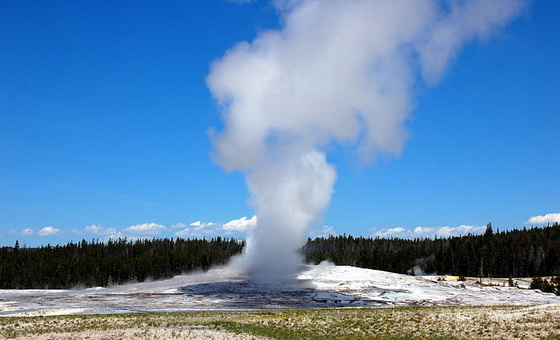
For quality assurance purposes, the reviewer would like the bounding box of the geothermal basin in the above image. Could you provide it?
[1,262,559,317]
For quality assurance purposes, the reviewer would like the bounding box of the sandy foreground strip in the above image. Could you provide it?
[7,326,267,340]
[1,303,560,339]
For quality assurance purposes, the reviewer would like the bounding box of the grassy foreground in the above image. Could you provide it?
[1,305,560,339]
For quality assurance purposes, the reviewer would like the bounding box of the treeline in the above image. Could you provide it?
[303,223,560,278]
[1,223,559,289]
[0,237,244,289]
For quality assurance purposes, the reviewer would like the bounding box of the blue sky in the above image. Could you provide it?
[0,0,558,247]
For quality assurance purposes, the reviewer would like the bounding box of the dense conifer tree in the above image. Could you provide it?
[0,237,244,289]
[303,223,560,279]
[1,223,559,289]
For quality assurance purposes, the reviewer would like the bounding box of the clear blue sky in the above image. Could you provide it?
[1,0,558,246]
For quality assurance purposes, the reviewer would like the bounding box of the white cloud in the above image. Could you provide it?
[375,224,487,239]
[174,216,256,238]
[436,226,453,236]
[376,227,407,237]
[525,213,560,225]
[38,226,61,236]
[413,225,486,238]
[105,231,126,240]
[309,225,337,238]
[123,223,166,235]
[223,216,257,231]
[454,224,486,235]
[413,226,433,234]
[190,221,219,230]
[175,228,191,237]
[84,225,103,234]
[170,222,186,229]
[175,220,221,238]
[84,225,117,235]
[20,228,34,236]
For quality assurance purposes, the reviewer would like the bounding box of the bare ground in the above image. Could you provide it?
[1,303,559,339]
[6,326,267,340]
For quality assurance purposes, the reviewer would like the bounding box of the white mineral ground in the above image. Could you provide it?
[1,262,558,317]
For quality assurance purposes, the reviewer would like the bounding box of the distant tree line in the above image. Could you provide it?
[0,237,244,289]
[1,223,559,289]
[303,223,560,279]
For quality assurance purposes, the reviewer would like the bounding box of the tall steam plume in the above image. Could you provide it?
[207,0,525,279]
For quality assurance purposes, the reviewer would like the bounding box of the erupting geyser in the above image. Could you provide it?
[207,0,525,279]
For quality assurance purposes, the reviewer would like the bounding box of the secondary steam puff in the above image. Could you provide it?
[207,0,525,279]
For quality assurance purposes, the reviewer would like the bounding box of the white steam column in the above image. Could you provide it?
[207,0,526,279]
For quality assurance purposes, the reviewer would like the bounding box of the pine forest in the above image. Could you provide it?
[1,223,558,290]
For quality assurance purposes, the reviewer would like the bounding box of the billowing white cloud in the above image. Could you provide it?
[223,216,257,231]
[414,225,487,237]
[376,227,407,237]
[174,228,191,237]
[38,226,61,237]
[413,226,433,234]
[20,228,34,236]
[376,224,487,238]
[436,226,453,236]
[84,225,117,235]
[123,223,166,235]
[525,213,560,225]
[84,225,103,234]
[451,225,486,235]
[175,221,221,238]
[170,222,186,229]
[174,216,257,238]
[190,221,219,230]
[105,231,126,240]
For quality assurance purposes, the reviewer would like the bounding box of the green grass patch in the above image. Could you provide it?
[1,305,557,339]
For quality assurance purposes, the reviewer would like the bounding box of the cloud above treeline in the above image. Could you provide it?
[72,216,259,240]
[15,226,62,237]
[309,225,337,239]
[11,216,259,242]
[123,223,167,235]
[174,216,257,238]
[20,228,34,236]
[12,213,559,242]
[12,216,337,242]
[525,213,560,225]
[223,216,257,231]
[38,226,61,236]
[375,225,488,239]
[373,213,560,239]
